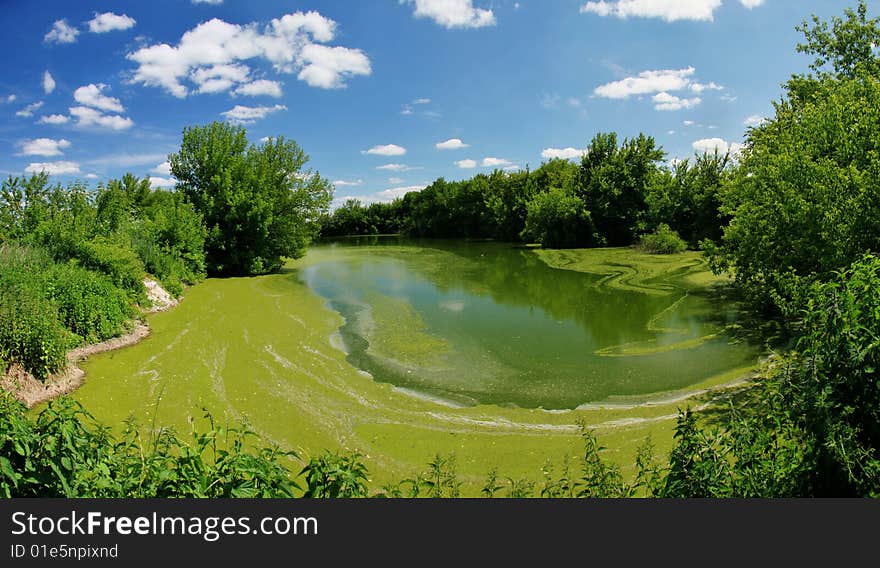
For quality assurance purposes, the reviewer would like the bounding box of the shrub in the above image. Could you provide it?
[47,264,133,343]
[0,287,71,381]
[639,224,687,254]
[73,237,146,301]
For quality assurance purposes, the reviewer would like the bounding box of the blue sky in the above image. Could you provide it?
[0,0,864,206]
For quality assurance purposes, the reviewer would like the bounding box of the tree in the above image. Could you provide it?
[646,151,731,246]
[169,121,332,276]
[577,132,665,246]
[711,2,880,314]
[522,187,595,248]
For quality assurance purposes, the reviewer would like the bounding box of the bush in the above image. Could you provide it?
[0,244,133,379]
[73,237,146,301]
[639,224,687,254]
[48,264,133,344]
[0,287,72,381]
[0,396,301,498]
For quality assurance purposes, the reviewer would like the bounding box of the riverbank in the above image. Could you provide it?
[0,278,178,408]
[68,246,765,493]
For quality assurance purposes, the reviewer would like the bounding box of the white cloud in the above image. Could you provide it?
[541,147,585,160]
[376,163,416,171]
[298,44,372,89]
[15,102,44,117]
[455,159,477,169]
[720,93,738,103]
[580,0,723,22]
[149,176,176,188]
[405,0,496,29]
[690,81,723,93]
[88,12,136,33]
[6,95,16,103]
[44,20,79,44]
[652,92,701,111]
[69,106,134,130]
[190,64,250,94]
[19,138,71,157]
[74,84,124,113]
[744,114,767,127]
[413,98,431,104]
[594,67,695,99]
[89,153,170,167]
[25,161,80,175]
[401,106,414,115]
[333,179,364,187]
[739,0,764,8]
[193,0,224,4]
[692,137,730,155]
[481,157,513,168]
[363,144,407,156]
[127,12,370,97]
[152,161,172,175]
[683,120,696,126]
[388,177,404,184]
[220,104,287,124]
[43,71,56,95]
[234,79,283,97]
[38,114,70,125]
[85,173,99,179]
[331,184,425,209]
[567,97,583,107]
[376,185,424,200]
[436,138,469,150]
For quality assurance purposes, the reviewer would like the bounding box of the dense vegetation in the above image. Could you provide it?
[321,137,729,252]
[0,124,330,383]
[0,172,206,380]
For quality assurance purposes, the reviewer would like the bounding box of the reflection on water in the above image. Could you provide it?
[301,237,761,409]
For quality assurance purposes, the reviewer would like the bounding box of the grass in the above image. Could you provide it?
[68,247,757,494]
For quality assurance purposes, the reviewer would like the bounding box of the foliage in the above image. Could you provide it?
[300,451,369,498]
[780,254,880,495]
[0,245,132,379]
[170,121,332,275]
[522,187,595,248]
[0,395,300,498]
[320,199,404,237]
[638,224,687,255]
[711,0,880,315]
[646,152,731,246]
[577,132,665,246]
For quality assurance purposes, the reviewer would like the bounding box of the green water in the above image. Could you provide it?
[301,237,761,409]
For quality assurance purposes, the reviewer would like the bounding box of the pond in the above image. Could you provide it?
[301,237,761,409]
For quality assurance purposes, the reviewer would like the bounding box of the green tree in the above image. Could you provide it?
[170,122,332,276]
[577,132,665,246]
[522,187,595,248]
[711,1,880,314]
[646,151,730,246]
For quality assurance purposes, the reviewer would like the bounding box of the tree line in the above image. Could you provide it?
[321,141,727,254]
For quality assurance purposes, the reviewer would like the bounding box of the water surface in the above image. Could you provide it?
[302,237,760,409]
